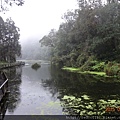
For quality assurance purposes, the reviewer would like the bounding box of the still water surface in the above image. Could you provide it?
[3,60,120,115]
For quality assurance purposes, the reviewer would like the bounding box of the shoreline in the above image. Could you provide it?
[62,66,117,78]
[0,61,25,69]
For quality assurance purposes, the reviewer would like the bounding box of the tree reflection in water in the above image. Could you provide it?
[41,65,120,115]
[5,66,22,113]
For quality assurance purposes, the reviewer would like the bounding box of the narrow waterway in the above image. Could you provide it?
[2,60,120,116]
[6,60,63,115]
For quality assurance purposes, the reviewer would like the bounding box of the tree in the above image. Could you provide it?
[90,3,120,60]
[5,17,21,62]
[0,0,24,12]
[0,0,24,62]
[40,29,58,47]
[0,16,5,61]
[39,0,120,67]
[0,17,21,62]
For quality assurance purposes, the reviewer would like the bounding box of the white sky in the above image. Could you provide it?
[0,0,78,43]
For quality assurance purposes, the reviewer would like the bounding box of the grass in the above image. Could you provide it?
[62,67,80,72]
[62,66,108,77]
[78,71,106,76]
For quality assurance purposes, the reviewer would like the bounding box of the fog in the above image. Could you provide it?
[20,37,51,60]
[0,0,78,60]
[1,0,78,42]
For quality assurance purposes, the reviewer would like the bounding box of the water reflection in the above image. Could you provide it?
[5,64,62,115]
[2,63,120,116]
[41,65,120,115]
[5,66,22,113]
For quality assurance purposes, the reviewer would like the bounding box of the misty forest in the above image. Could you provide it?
[0,0,120,118]
[40,0,120,77]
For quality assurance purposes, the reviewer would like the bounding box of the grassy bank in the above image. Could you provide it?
[62,66,115,78]
[62,61,120,78]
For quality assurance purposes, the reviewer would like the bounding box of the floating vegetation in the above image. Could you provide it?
[60,94,120,115]
[62,95,75,100]
[31,63,41,70]
[81,95,90,100]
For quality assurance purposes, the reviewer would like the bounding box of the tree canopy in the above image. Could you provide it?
[0,17,21,62]
[39,0,120,68]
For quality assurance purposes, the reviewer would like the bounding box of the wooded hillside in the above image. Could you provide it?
[40,0,120,71]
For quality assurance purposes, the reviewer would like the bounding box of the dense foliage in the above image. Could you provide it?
[40,0,120,70]
[0,0,24,63]
[0,17,21,62]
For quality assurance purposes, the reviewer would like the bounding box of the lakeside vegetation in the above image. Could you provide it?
[62,61,120,78]
[62,66,106,76]
[0,17,21,64]
[40,0,120,78]
[0,0,24,68]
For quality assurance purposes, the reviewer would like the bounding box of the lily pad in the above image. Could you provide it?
[62,95,75,100]
[81,95,90,100]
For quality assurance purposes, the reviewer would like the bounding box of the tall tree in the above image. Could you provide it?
[40,1,120,67]
[0,17,21,62]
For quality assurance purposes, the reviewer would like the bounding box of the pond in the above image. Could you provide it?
[1,60,120,116]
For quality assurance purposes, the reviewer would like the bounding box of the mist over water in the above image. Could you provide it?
[18,38,51,60]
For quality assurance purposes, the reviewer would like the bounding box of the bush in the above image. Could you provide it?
[91,62,105,72]
[80,56,95,71]
[77,54,89,67]
[31,63,41,70]
[104,62,120,76]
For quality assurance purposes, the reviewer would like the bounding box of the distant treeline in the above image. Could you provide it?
[40,0,120,68]
[0,17,21,63]
[20,40,51,60]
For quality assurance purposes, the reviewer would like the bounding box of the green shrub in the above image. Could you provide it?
[80,56,95,71]
[77,54,89,67]
[91,62,105,72]
[31,63,41,70]
[104,62,120,76]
